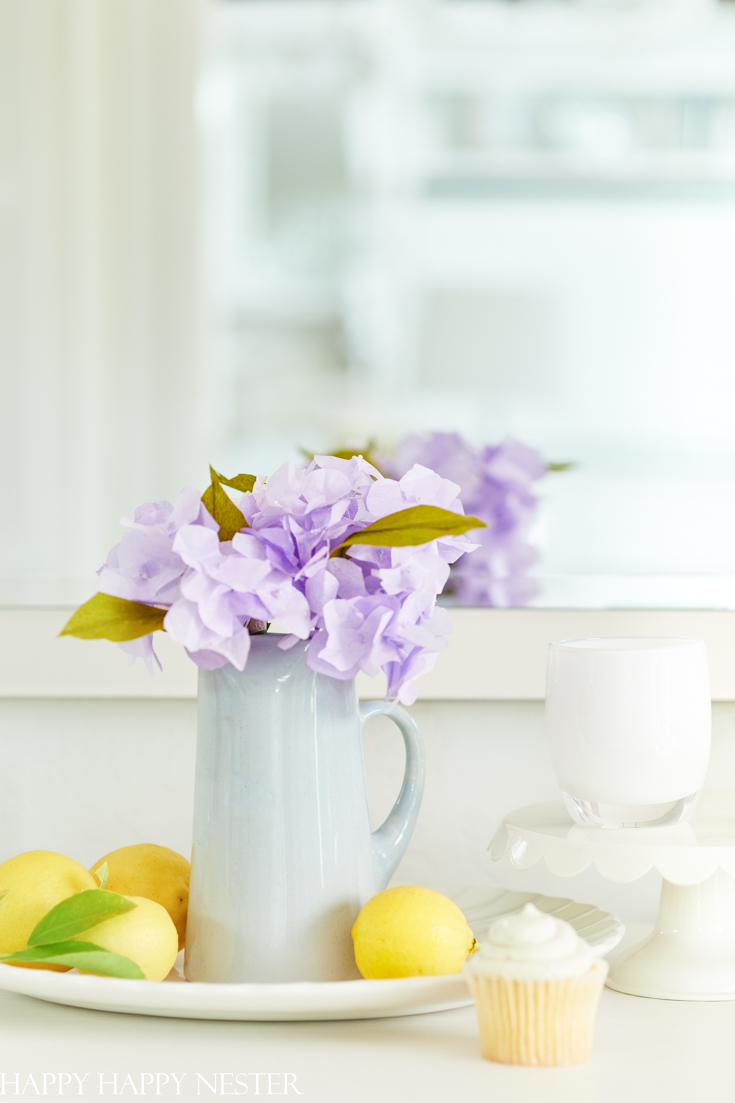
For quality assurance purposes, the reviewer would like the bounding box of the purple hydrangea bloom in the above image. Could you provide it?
[95,456,477,704]
[96,488,217,607]
[379,433,546,607]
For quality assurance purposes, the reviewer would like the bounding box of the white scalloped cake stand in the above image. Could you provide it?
[490,788,735,1001]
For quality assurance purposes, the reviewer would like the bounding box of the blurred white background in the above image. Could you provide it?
[3,0,735,606]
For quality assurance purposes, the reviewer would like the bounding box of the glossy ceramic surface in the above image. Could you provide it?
[490,789,735,884]
[186,635,425,983]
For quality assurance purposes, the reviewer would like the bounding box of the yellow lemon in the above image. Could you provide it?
[0,850,97,972]
[351,886,475,979]
[75,895,179,982]
[90,844,189,951]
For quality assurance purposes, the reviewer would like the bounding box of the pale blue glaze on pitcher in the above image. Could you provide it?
[185,634,425,983]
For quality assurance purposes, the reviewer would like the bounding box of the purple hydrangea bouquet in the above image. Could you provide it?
[379,432,547,608]
[62,456,484,705]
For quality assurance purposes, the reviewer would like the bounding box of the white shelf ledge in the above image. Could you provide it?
[3,608,735,700]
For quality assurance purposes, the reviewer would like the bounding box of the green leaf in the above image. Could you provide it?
[0,940,145,980]
[212,469,256,494]
[59,594,167,642]
[95,862,109,891]
[27,890,136,947]
[201,465,249,541]
[330,505,487,556]
[547,461,575,472]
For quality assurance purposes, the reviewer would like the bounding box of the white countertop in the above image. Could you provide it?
[2,927,734,1103]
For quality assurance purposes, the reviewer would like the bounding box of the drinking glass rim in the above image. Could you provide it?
[549,637,705,653]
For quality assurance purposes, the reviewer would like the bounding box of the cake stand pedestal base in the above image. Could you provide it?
[607,869,735,1000]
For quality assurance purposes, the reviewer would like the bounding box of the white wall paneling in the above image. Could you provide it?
[0,0,205,581]
[3,694,735,925]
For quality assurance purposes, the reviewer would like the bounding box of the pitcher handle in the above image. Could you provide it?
[360,700,426,890]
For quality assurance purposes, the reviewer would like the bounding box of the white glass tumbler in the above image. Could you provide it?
[546,638,711,829]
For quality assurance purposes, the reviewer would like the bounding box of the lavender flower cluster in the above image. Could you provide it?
[97,456,476,704]
[381,433,546,607]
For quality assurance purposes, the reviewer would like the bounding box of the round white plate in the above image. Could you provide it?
[0,888,624,1022]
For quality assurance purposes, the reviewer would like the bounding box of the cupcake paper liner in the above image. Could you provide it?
[466,960,609,1067]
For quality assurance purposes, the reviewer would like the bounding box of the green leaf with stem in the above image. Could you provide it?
[27,890,135,947]
[59,594,166,642]
[0,941,145,980]
[95,863,109,891]
[201,466,251,541]
[330,505,487,557]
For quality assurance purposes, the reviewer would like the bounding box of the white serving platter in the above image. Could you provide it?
[0,888,623,1022]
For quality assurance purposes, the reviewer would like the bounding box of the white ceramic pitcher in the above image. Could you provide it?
[185,633,425,983]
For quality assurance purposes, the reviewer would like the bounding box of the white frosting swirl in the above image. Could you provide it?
[463,903,596,980]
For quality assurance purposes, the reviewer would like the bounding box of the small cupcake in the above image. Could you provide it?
[463,903,608,1067]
